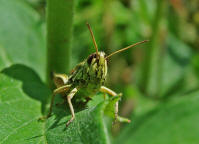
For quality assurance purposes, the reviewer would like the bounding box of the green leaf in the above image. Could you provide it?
[104,96,121,118]
[159,34,192,97]
[45,103,109,144]
[114,91,199,144]
[0,64,50,144]
[104,95,130,123]
[0,0,46,80]
[0,64,109,144]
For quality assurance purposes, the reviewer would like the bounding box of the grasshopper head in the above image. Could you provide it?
[85,23,148,83]
[87,51,107,81]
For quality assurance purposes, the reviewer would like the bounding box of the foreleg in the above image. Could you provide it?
[66,88,78,127]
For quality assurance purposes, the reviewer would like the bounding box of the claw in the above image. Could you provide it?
[38,116,47,122]
[66,117,75,127]
[38,114,51,122]
[117,116,131,123]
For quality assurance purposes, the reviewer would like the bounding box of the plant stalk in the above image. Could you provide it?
[46,0,74,88]
[141,0,167,97]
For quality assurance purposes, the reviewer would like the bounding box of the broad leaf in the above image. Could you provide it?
[0,64,109,144]
[0,0,46,79]
[159,34,192,97]
[115,91,199,144]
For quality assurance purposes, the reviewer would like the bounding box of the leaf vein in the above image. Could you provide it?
[0,117,37,143]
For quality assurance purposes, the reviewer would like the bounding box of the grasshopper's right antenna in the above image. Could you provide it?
[86,22,99,55]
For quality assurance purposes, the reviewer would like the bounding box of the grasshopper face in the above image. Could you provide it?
[87,51,107,81]
[68,51,108,90]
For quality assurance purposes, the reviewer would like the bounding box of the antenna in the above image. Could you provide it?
[106,40,149,59]
[86,22,99,55]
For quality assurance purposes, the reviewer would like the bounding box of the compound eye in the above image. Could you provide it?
[87,53,97,65]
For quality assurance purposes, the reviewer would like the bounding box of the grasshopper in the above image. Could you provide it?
[40,23,148,127]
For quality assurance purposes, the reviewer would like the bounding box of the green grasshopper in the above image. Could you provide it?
[40,23,148,127]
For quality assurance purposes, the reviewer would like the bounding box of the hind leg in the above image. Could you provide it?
[100,86,119,122]
[100,86,131,123]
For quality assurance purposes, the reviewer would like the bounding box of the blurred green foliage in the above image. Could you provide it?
[0,0,199,143]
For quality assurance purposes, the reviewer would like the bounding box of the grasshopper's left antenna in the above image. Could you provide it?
[106,40,149,59]
[86,22,99,55]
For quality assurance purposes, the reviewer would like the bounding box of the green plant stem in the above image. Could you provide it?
[46,0,74,88]
[141,0,167,97]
